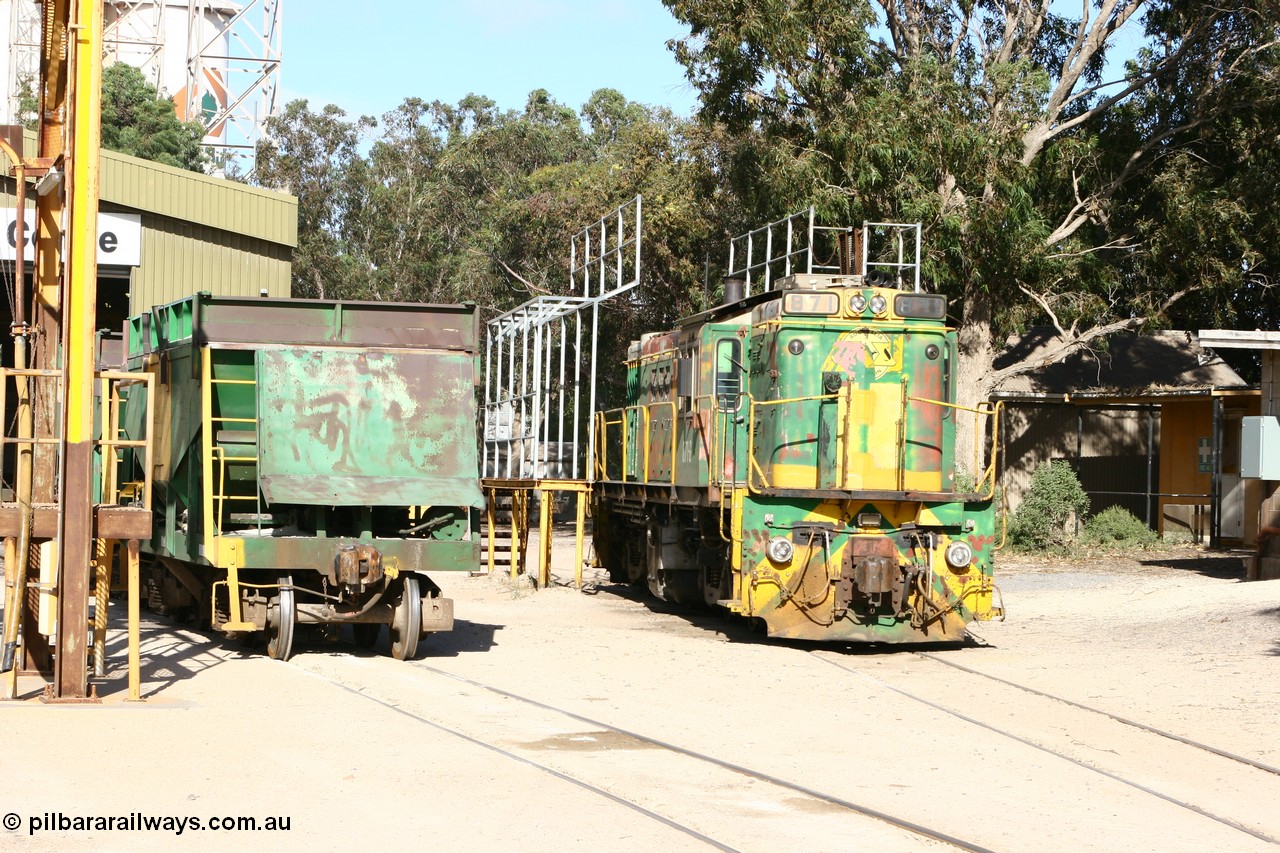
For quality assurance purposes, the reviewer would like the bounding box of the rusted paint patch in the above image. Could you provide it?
[257,348,482,508]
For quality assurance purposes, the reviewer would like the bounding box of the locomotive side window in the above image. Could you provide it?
[715,339,742,410]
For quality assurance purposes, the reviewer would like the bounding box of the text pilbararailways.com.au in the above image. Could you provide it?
[6,811,291,836]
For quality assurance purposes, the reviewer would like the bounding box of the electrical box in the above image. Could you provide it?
[1242,416,1280,479]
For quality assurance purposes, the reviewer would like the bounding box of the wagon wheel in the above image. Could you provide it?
[389,576,422,661]
[266,575,296,661]
[351,623,380,649]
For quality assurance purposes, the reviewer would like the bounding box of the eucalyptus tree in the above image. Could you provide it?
[254,100,375,299]
[665,0,1279,458]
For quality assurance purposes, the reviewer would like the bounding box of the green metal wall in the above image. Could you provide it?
[2,130,298,314]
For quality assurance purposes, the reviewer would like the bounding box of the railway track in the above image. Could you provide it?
[293,655,992,853]
[913,650,1280,777]
[809,649,1280,846]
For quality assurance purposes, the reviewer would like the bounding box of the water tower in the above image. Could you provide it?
[2,0,282,175]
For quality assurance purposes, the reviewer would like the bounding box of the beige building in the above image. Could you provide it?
[1,127,296,335]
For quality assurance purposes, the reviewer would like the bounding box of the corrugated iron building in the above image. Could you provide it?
[2,128,296,331]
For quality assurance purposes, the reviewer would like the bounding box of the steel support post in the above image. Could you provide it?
[574,490,586,590]
[538,489,552,588]
[2,537,17,699]
[127,539,141,702]
[52,0,104,702]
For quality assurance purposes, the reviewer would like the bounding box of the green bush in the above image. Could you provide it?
[1083,505,1157,546]
[1008,461,1090,550]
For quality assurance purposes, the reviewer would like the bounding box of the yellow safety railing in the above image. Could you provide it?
[208,374,260,534]
[745,390,840,492]
[906,397,1003,499]
[0,367,155,509]
[594,386,1002,504]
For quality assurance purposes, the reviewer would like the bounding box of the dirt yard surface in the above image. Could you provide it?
[2,536,1278,853]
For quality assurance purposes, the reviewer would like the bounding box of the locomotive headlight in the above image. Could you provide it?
[848,293,868,313]
[869,294,888,314]
[767,536,794,564]
[944,540,973,569]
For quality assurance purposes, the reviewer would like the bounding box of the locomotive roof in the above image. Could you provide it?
[677,289,779,329]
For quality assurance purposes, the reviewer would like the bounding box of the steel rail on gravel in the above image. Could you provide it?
[293,667,741,853]
[414,662,995,853]
[811,651,1277,846]
[914,650,1280,777]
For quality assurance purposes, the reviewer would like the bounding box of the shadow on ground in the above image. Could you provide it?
[1138,554,1247,580]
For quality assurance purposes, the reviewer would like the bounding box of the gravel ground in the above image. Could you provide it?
[1,537,1277,853]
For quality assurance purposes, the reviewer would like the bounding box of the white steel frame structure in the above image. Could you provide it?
[103,1,168,91]
[185,0,282,175]
[483,196,643,483]
[6,0,43,124]
[728,209,923,294]
[8,1,282,175]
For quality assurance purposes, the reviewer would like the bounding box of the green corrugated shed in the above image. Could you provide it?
[2,129,297,314]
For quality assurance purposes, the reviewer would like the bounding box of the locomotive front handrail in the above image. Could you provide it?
[741,388,1002,499]
[906,396,1003,499]
[745,391,839,494]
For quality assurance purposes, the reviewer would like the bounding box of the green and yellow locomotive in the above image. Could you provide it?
[593,224,1003,643]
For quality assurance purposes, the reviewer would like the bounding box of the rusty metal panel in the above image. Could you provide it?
[256,348,482,508]
[198,297,478,351]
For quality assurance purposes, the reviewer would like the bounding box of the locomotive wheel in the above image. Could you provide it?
[266,576,296,661]
[351,623,380,649]
[389,576,422,661]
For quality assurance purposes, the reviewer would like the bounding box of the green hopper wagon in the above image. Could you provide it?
[119,293,482,660]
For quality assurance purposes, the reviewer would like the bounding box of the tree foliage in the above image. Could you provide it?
[250,3,1279,418]
[100,62,206,172]
[253,90,735,326]
[664,0,1280,429]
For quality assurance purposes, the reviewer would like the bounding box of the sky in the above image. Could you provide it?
[283,1,700,123]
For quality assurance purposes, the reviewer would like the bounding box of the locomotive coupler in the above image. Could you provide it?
[836,536,910,618]
[331,543,384,591]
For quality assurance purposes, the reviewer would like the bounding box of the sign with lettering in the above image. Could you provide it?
[2,209,142,267]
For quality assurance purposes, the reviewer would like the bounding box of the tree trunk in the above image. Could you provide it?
[953,289,999,485]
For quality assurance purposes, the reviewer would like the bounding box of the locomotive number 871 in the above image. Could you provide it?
[593,222,1003,643]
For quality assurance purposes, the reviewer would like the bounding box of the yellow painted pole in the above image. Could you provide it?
[127,539,140,701]
[2,537,17,699]
[509,491,522,579]
[485,488,496,575]
[52,0,104,700]
[538,489,552,588]
[92,539,112,676]
[574,490,586,590]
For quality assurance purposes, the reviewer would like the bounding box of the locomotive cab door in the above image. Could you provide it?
[712,337,745,486]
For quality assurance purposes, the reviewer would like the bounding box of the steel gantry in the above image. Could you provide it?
[482,196,642,587]
[1,0,153,703]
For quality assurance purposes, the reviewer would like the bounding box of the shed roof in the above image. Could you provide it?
[1199,329,1280,350]
[992,328,1250,401]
